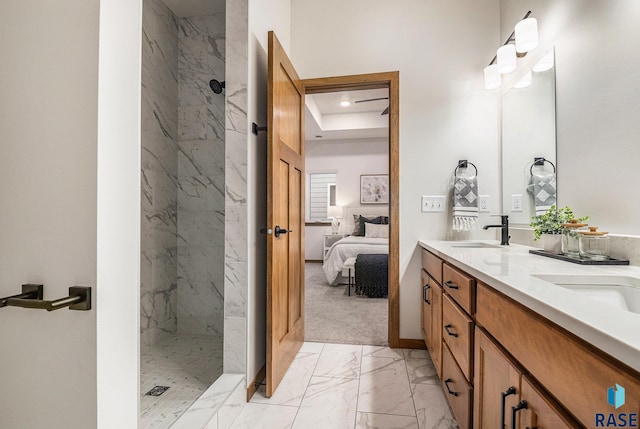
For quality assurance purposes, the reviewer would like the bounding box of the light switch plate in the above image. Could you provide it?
[421,195,446,212]
[479,195,490,213]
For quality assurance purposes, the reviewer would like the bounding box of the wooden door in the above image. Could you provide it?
[266,31,305,397]
[474,328,522,429]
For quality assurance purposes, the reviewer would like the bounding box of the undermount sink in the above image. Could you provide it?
[451,242,501,249]
[533,274,640,314]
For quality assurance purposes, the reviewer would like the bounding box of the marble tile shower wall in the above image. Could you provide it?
[177,12,226,336]
[141,0,179,347]
[223,0,248,375]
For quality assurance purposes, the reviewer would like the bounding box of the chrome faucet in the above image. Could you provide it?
[483,215,510,245]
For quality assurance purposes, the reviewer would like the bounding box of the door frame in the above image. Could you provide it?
[302,72,401,348]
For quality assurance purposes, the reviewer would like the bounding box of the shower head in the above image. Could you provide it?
[209,79,225,94]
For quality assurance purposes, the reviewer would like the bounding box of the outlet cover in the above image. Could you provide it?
[479,195,490,213]
[511,194,523,212]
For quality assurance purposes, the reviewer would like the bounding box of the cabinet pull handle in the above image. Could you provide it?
[445,280,459,290]
[501,386,516,429]
[423,284,431,304]
[444,324,458,337]
[444,378,458,397]
[511,400,528,429]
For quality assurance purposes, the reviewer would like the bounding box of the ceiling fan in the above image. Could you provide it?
[354,97,389,115]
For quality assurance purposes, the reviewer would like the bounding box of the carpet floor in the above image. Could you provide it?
[304,263,388,346]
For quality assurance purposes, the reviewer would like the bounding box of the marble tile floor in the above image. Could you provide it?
[140,333,223,428]
[230,342,458,429]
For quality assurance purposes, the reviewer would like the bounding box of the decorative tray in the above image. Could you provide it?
[528,249,629,265]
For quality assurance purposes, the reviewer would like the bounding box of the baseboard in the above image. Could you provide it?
[246,364,266,401]
[397,338,426,349]
[305,260,323,263]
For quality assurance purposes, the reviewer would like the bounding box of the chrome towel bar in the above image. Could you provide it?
[0,284,91,311]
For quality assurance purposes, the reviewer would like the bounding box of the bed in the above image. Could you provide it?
[322,207,389,285]
[322,236,389,284]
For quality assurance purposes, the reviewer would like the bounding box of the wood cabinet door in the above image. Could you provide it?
[442,294,474,382]
[518,376,581,429]
[421,269,432,349]
[476,282,640,427]
[474,328,521,429]
[431,280,443,378]
[422,249,442,284]
[443,344,473,429]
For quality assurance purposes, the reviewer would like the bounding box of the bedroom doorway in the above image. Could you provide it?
[302,72,399,347]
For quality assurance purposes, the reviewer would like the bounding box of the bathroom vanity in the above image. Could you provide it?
[419,241,640,429]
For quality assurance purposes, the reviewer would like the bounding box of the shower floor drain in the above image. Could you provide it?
[145,385,170,396]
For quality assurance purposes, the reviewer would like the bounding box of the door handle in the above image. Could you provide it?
[501,386,517,429]
[444,280,459,290]
[2,284,91,311]
[444,324,458,337]
[511,400,528,429]
[274,225,292,238]
[443,378,458,397]
[423,284,430,304]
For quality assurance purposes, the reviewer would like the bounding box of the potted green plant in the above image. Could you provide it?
[530,205,588,254]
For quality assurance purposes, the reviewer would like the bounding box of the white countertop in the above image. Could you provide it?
[418,240,640,373]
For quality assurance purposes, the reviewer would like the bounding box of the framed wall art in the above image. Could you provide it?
[360,174,389,204]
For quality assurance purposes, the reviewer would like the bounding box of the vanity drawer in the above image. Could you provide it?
[442,294,473,382]
[476,282,640,428]
[422,249,442,285]
[442,343,473,429]
[443,263,475,314]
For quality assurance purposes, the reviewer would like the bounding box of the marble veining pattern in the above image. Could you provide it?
[224,0,249,375]
[141,1,227,426]
[232,342,457,429]
[358,356,416,416]
[140,333,223,429]
[177,10,226,337]
[141,0,179,346]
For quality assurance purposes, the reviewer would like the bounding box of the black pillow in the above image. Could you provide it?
[358,215,384,236]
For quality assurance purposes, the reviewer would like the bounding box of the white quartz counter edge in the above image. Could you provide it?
[419,240,640,373]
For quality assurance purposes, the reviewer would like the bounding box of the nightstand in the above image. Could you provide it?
[323,233,346,261]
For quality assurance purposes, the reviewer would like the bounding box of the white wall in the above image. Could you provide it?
[307,138,389,208]
[500,0,640,236]
[97,0,142,426]
[291,0,501,339]
[246,0,291,387]
[304,138,388,260]
[0,0,100,427]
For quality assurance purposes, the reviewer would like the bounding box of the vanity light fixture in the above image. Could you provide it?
[515,17,539,53]
[340,100,350,107]
[533,50,554,72]
[514,71,532,89]
[483,64,502,89]
[497,44,517,74]
[483,11,538,90]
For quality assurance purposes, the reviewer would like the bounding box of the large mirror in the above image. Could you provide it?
[502,48,557,225]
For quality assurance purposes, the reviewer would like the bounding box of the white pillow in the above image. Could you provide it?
[364,222,389,238]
